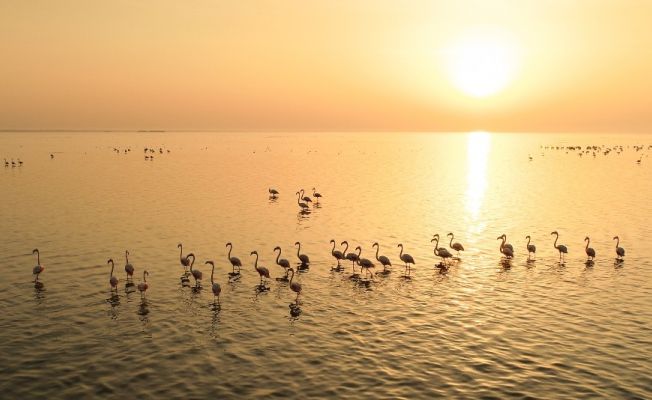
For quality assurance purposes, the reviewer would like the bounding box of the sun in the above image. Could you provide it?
[444,29,519,98]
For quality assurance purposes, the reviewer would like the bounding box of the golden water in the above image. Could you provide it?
[1,131,650,398]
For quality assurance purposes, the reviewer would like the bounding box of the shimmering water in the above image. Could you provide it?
[1,131,651,398]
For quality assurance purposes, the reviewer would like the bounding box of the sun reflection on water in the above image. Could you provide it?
[465,131,491,226]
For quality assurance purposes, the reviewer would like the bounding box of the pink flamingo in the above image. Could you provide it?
[137,270,149,298]
[613,236,625,260]
[432,235,453,267]
[357,249,375,279]
[497,235,514,258]
[288,268,302,302]
[295,242,310,267]
[108,259,118,289]
[206,261,222,303]
[330,239,345,267]
[372,242,392,274]
[124,250,134,280]
[525,236,536,260]
[273,246,291,281]
[178,243,193,273]
[32,248,45,282]
[397,244,415,277]
[447,233,465,257]
[226,242,242,276]
[250,251,271,285]
[551,231,568,262]
[189,255,202,287]
[584,237,596,261]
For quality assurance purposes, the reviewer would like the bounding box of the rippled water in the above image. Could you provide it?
[1,131,651,398]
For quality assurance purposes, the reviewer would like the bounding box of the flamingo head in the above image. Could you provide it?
[274,246,281,251]
[433,234,440,239]
[584,236,590,241]
[341,241,348,246]
[226,242,232,248]
[372,242,378,247]
[447,233,453,237]
[177,243,182,248]
[613,236,619,241]
[355,246,361,251]
[295,242,300,247]
[397,243,403,248]
[551,231,558,236]
[525,235,530,240]
[32,248,39,254]
[250,251,257,256]
[107,258,113,265]
[205,260,214,266]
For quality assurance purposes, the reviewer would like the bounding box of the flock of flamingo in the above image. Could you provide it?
[29,230,627,312]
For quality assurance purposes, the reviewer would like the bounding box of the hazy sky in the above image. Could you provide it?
[1,1,651,132]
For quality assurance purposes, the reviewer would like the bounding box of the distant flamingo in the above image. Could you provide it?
[108,258,118,289]
[372,242,392,274]
[32,248,44,282]
[330,239,344,267]
[447,233,465,257]
[250,251,271,286]
[189,254,201,287]
[299,189,312,203]
[497,235,514,258]
[613,236,626,260]
[550,231,568,261]
[357,249,375,279]
[226,242,242,276]
[268,188,279,198]
[206,261,221,303]
[178,243,192,273]
[498,234,514,253]
[137,270,149,298]
[124,250,134,280]
[312,188,322,202]
[288,268,302,302]
[296,192,310,211]
[295,242,310,267]
[525,235,537,259]
[341,241,359,273]
[273,246,291,280]
[397,244,415,276]
[432,235,453,266]
[584,237,596,261]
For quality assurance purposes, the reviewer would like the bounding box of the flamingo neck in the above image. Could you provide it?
[296,244,301,257]
[499,237,505,252]
[110,262,114,278]
[399,245,404,258]
[553,234,559,249]
[526,237,531,247]
[275,249,281,264]
[289,270,295,285]
[356,247,361,257]
[179,246,183,260]
[449,236,454,247]
[331,241,336,255]
[36,251,40,265]
[374,245,380,261]
[143,271,147,283]
[585,239,589,250]
[211,264,215,284]
[342,242,349,255]
[615,238,620,248]
[227,245,232,260]
[253,253,258,269]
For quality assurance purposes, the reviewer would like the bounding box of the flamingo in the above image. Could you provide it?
[178,243,193,273]
[525,235,536,259]
[497,235,514,258]
[32,249,44,282]
[330,239,345,268]
[613,236,625,260]
[296,192,310,211]
[206,261,221,303]
[299,189,312,203]
[550,231,568,261]
[268,188,279,198]
[295,242,310,267]
[584,236,596,261]
[432,235,453,266]
[447,233,465,257]
[288,268,302,302]
[137,270,149,298]
[357,249,375,279]
[372,242,392,274]
[397,244,415,276]
[225,242,242,276]
[107,258,118,289]
[341,241,360,273]
[312,188,322,203]
[189,254,201,287]
[273,246,291,280]
[124,250,134,280]
[250,251,271,285]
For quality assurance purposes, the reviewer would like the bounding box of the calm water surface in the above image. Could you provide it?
[1,132,651,398]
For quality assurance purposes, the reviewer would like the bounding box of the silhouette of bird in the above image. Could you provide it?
[206,261,221,303]
[432,235,453,266]
[397,244,415,276]
[124,250,134,280]
[330,239,344,268]
[108,259,118,289]
[268,188,279,198]
[551,231,568,262]
[613,236,626,260]
[372,242,391,274]
[525,235,536,259]
[250,251,271,285]
[295,242,310,267]
[296,192,310,211]
[189,256,202,287]
[137,270,149,298]
[225,242,242,276]
[273,246,291,280]
[584,236,596,261]
[32,248,45,282]
[497,235,514,258]
[446,233,465,257]
[288,268,302,302]
[312,188,322,202]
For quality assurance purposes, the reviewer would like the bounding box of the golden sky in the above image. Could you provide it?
[1,1,651,132]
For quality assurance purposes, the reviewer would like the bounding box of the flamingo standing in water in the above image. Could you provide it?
[124,250,135,281]
[497,235,514,259]
[299,189,312,203]
[32,248,45,283]
[273,246,291,281]
[296,192,310,211]
[447,233,465,258]
[525,236,537,260]
[268,188,279,198]
[137,270,149,298]
[250,251,271,286]
[432,235,453,267]
[584,237,596,261]
[312,188,322,203]
[372,242,391,274]
[288,268,302,303]
[178,243,193,273]
[108,258,118,290]
[225,242,242,276]
[330,239,345,268]
[550,231,568,262]
[613,236,626,260]
[357,249,375,279]
[397,244,415,277]
[189,255,202,287]
[206,261,221,303]
[342,241,360,274]
[295,242,310,268]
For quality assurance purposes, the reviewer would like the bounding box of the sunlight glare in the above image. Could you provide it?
[465,131,491,222]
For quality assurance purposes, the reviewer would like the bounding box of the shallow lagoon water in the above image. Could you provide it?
[1,131,651,398]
